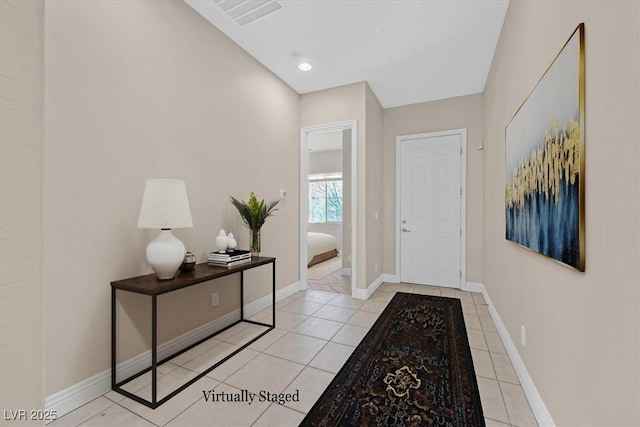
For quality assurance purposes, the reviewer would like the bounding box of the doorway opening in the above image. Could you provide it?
[300,121,357,297]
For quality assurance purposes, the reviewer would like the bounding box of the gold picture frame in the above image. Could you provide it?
[505,23,585,271]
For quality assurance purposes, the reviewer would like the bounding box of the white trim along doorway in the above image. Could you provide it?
[395,128,467,288]
[300,120,358,298]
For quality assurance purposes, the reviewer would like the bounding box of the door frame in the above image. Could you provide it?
[395,128,467,288]
[300,120,358,298]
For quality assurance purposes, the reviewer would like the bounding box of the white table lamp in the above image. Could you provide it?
[137,179,193,280]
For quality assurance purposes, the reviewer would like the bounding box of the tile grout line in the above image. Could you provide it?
[56,286,536,427]
[231,309,337,425]
[473,297,523,427]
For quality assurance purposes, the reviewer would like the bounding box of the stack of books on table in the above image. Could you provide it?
[208,249,251,267]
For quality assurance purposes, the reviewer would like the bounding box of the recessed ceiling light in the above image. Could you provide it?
[298,62,312,71]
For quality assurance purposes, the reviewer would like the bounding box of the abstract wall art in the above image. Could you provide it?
[505,23,585,271]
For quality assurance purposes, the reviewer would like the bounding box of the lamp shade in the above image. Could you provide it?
[137,179,193,229]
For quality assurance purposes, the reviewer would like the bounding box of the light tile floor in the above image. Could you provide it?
[307,268,350,294]
[51,284,538,427]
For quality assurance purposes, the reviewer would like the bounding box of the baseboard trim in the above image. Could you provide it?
[462,281,484,293]
[44,369,110,424]
[45,308,239,422]
[46,279,554,426]
[45,280,301,422]
[374,276,476,289]
[479,285,555,427]
[353,274,385,300]
[382,273,399,283]
[275,280,302,301]
[243,280,301,316]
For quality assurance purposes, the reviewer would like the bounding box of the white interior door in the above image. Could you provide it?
[399,133,462,288]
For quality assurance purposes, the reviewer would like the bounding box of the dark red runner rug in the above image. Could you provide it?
[300,292,484,426]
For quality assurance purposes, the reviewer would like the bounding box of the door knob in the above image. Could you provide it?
[402,228,411,232]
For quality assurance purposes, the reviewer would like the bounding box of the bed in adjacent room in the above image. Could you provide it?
[307,232,339,267]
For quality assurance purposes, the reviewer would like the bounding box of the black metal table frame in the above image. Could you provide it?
[111,259,276,409]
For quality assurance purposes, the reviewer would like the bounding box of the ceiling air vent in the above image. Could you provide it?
[213,0,283,26]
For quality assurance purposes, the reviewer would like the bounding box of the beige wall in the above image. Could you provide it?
[483,1,639,425]
[342,129,353,271]
[5,1,638,423]
[300,83,368,289]
[43,0,300,395]
[0,0,45,422]
[365,85,384,285]
[382,94,484,282]
[300,82,385,291]
[300,82,366,130]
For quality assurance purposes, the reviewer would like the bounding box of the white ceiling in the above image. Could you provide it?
[186,0,509,108]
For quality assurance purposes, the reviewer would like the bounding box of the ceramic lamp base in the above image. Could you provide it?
[146,229,185,280]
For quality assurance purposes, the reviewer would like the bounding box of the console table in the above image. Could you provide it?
[111,256,275,409]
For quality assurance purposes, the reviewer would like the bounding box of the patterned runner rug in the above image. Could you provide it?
[300,292,484,426]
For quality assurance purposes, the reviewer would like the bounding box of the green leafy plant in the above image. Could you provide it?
[230,192,279,254]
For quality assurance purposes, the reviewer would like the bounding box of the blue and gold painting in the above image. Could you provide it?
[505,24,585,271]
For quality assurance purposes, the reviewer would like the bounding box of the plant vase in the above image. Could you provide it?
[230,192,278,259]
[250,228,261,257]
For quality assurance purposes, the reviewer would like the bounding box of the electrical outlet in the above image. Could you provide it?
[211,292,219,307]
[520,325,526,347]
[347,254,352,262]
[374,263,378,272]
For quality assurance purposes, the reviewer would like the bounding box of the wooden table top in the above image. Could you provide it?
[110,256,275,296]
